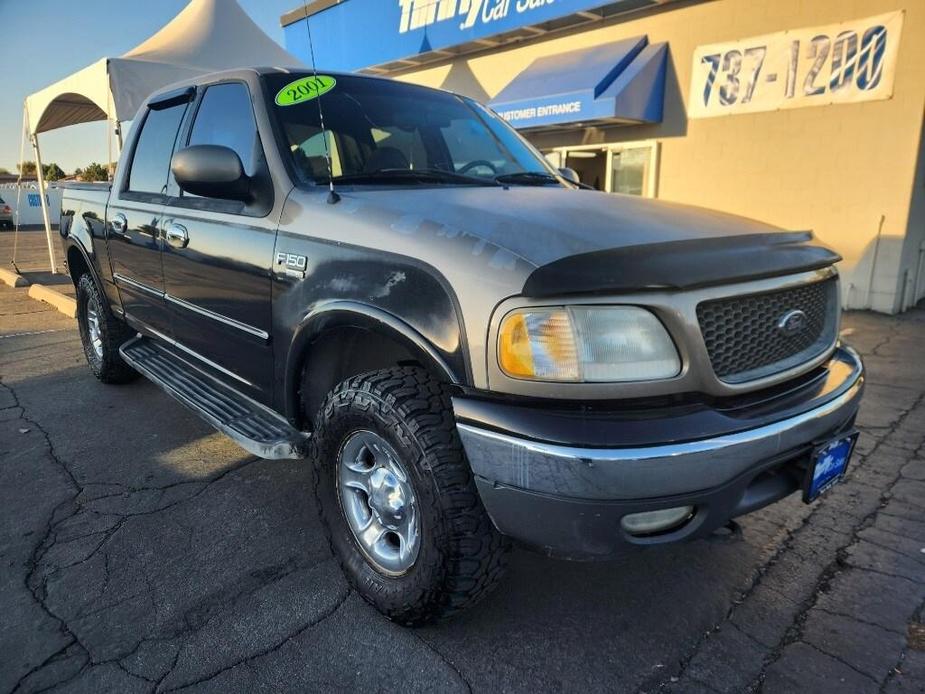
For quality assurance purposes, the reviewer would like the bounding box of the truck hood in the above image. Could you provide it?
[344,186,840,294]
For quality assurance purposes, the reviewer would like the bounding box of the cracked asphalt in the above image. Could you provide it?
[1,283,923,693]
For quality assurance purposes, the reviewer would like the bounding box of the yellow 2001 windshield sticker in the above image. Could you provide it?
[275,75,337,106]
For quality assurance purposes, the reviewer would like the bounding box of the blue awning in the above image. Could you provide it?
[489,36,668,130]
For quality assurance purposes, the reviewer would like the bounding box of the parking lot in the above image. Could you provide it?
[1,281,923,694]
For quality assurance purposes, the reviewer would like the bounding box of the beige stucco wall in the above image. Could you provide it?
[394,0,925,312]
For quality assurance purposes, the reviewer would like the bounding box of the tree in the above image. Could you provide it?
[42,163,65,182]
[12,161,63,180]
[80,163,110,182]
[0,167,10,175]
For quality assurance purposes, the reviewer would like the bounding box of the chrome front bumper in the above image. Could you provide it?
[456,347,864,558]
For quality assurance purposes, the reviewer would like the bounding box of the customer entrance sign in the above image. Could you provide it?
[688,11,904,119]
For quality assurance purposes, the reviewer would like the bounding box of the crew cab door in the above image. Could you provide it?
[161,82,276,405]
[108,93,192,336]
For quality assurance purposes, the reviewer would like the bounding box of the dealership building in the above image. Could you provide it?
[281,0,924,313]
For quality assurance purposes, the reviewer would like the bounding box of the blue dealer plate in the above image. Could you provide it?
[804,432,858,502]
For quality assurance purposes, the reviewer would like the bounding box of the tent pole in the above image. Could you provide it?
[107,117,113,179]
[11,102,29,274]
[107,85,121,176]
[30,133,57,275]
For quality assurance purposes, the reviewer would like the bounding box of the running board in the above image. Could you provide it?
[120,336,309,460]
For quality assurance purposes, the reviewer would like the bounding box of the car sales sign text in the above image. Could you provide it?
[688,11,904,119]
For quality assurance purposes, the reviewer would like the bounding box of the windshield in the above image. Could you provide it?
[265,73,559,187]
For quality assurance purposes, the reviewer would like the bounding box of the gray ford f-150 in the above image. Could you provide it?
[60,68,864,625]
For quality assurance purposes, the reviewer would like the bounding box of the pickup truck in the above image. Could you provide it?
[0,194,13,229]
[60,68,864,626]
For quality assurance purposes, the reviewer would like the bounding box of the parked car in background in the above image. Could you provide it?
[0,196,13,229]
[59,68,864,625]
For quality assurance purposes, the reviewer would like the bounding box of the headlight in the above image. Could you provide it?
[498,306,680,382]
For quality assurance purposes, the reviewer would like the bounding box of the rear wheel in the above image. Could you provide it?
[310,367,509,625]
[76,273,137,384]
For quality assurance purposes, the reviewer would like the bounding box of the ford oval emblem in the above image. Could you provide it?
[777,309,808,337]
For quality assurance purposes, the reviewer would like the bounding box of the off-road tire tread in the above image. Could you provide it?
[310,366,509,626]
[76,273,137,384]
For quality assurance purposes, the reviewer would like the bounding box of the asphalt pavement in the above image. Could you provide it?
[1,282,923,693]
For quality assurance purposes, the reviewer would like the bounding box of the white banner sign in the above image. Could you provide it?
[688,11,904,119]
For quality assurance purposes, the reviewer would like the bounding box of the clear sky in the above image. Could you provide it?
[0,0,299,173]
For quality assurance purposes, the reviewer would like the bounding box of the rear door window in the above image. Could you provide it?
[127,102,189,196]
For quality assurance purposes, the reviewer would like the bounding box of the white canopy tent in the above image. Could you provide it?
[21,0,304,272]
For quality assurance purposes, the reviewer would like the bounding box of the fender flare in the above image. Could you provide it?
[63,234,105,295]
[61,210,122,315]
[283,300,461,423]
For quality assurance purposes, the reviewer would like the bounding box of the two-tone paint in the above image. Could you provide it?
[60,67,840,429]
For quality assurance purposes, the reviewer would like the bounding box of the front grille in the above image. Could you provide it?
[697,278,838,383]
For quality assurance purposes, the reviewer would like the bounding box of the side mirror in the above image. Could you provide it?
[558,167,581,185]
[171,145,251,202]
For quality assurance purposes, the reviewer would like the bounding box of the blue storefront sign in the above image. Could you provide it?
[284,0,666,72]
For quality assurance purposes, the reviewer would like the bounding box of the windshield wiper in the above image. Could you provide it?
[494,171,562,186]
[331,168,499,186]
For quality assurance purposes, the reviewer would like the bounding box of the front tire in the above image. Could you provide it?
[310,367,509,626]
[76,273,137,384]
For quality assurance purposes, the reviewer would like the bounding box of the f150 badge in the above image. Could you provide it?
[276,252,308,279]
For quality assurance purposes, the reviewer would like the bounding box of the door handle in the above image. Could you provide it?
[165,223,189,249]
[111,213,127,235]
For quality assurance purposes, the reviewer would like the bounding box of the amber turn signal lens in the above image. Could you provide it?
[498,309,579,381]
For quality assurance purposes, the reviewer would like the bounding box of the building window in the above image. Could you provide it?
[544,140,659,198]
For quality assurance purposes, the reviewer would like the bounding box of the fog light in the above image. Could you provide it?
[621,506,694,536]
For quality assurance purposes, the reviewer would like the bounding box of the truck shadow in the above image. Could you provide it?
[2,348,805,691]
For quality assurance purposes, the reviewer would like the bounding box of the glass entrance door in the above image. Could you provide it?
[611,146,654,196]
[544,141,659,197]
[566,149,607,191]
